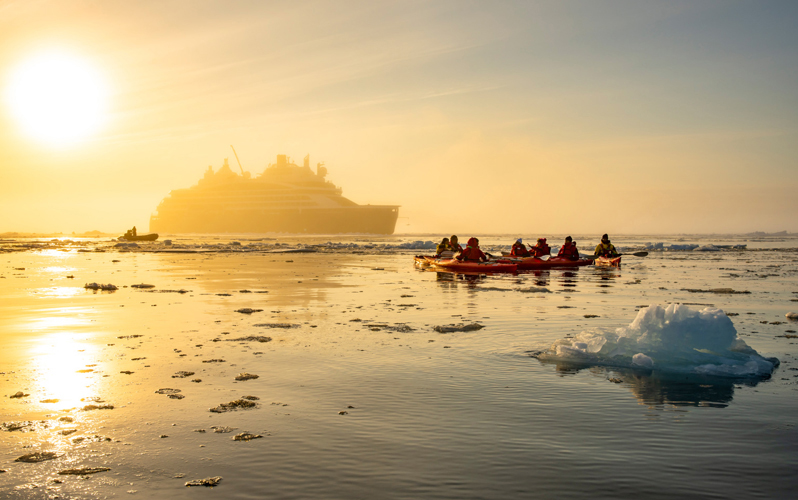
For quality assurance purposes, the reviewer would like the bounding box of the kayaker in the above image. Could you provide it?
[449,235,463,254]
[530,238,551,258]
[510,238,531,257]
[436,237,451,256]
[457,237,488,262]
[594,234,619,257]
[557,236,580,261]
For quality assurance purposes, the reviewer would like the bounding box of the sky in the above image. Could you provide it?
[0,0,797,235]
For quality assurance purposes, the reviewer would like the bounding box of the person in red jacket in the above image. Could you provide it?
[457,237,488,262]
[530,238,551,258]
[510,238,530,257]
[557,236,580,261]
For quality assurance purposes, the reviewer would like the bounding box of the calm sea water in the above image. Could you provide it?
[1,234,796,499]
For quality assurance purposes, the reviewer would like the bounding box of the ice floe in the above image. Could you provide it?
[396,240,436,250]
[639,242,746,252]
[642,242,700,251]
[534,304,778,378]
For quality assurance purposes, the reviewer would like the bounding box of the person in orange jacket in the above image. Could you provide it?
[510,238,531,257]
[457,237,488,262]
[557,236,580,261]
[530,238,551,258]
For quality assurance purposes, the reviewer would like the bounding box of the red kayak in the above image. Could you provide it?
[595,255,622,267]
[497,256,594,270]
[414,255,434,266]
[547,257,595,268]
[430,258,517,273]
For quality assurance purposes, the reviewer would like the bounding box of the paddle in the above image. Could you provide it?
[491,253,550,262]
[585,251,648,259]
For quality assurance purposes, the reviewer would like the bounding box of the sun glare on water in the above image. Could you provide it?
[5,50,109,146]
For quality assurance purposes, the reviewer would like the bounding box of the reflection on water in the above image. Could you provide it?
[422,265,631,293]
[542,360,752,409]
[27,312,88,330]
[425,265,627,292]
[430,270,488,282]
[556,270,578,288]
[30,332,99,410]
[524,270,549,287]
[37,249,73,258]
[42,266,73,274]
[594,267,620,289]
[152,253,357,307]
[38,286,83,298]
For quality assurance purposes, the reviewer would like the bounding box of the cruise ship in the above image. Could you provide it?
[149,154,399,234]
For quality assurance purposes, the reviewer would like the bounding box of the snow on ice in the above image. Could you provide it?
[535,304,779,378]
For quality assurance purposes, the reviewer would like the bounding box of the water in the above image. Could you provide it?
[1,234,797,498]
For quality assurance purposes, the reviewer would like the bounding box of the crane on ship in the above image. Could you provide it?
[230,145,246,176]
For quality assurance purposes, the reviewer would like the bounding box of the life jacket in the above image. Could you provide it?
[510,242,530,257]
[557,242,579,260]
[594,241,618,257]
[532,239,550,258]
[449,242,463,253]
[436,242,449,255]
[459,237,486,262]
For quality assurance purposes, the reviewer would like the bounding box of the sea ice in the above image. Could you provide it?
[642,242,700,251]
[694,245,721,252]
[535,304,778,378]
[397,240,436,250]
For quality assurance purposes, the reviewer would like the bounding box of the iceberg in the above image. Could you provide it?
[534,304,778,378]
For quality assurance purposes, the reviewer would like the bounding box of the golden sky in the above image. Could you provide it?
[1,0,796,234]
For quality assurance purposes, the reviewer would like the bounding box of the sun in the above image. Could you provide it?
[5,50,109,146]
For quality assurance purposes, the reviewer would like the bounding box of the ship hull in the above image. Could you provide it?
[150,206,399,235]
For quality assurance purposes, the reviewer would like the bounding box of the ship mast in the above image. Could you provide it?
[230,145,245,176]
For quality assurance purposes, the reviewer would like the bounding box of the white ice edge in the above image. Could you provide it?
[537,304,779,378]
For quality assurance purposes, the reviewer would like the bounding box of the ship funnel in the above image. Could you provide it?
[304,154,310,169]
[276,154,287,165]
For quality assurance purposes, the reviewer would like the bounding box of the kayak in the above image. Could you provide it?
[429,258,517,273]
[414,255,435,266]
[118,233,159,242]
[547,256,595,268]
[595,255,621,267]
[496,256,594,270]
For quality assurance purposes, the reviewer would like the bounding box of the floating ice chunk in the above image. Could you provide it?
[694,245,721,252]
[641,242,699,251]
[397,240,436,250]
[786,312,798,320]
[535,304,778,378]
[632,353,653,368]
[669,243,700,251]
[84,282,117,291]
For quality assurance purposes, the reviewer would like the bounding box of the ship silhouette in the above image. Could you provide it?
[149,154,399,234]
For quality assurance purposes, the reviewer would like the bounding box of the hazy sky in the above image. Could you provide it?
[1,0,797,234]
